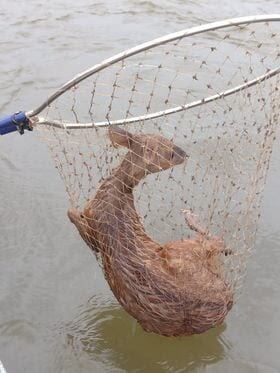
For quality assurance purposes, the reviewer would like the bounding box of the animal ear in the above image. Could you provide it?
[108,125,133,148]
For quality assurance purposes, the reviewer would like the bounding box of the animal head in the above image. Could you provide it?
[109,125,187,174]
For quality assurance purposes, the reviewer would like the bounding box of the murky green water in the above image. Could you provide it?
[0,1,280,372]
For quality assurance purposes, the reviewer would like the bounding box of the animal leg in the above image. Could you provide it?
[182,210,232,256]
[182,209,209,237]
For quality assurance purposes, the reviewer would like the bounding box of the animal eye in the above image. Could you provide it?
[171,151,176,159]
[80,214,85,219]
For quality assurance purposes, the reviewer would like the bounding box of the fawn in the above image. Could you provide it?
[68,126,233,336]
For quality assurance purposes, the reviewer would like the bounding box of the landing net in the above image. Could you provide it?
[37,18,280,330]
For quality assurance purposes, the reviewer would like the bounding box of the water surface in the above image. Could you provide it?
[0,1,280,372]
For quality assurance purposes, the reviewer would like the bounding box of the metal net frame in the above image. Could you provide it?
[33,15,280,336]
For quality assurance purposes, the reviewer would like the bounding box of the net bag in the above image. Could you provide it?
[35,16,280,336]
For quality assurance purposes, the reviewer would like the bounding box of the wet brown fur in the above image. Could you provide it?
[68,126,233,337]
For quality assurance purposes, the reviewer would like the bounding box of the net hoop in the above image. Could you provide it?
[27,14,280,128]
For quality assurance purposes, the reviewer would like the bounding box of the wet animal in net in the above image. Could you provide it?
[68,126,233,337]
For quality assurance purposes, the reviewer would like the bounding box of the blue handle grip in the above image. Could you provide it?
[0,112,32,135]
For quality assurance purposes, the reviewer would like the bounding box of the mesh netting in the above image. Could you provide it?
[38,20,280,336]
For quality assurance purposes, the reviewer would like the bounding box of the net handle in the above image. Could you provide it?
[26,14,280,119]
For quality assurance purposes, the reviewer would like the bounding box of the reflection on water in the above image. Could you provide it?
[63,295,230,372]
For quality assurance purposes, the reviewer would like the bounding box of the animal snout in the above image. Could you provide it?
[173,146,188,164]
